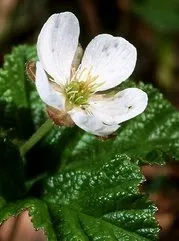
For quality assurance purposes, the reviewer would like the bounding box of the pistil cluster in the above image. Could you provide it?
[64,81,91,107]
[64,69,99,109]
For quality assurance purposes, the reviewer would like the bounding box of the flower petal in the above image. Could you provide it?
[78,34,136,91]
[89,88,148,125]
[69,108,120,136]
[37,12,80,85]
[35,62,65,109]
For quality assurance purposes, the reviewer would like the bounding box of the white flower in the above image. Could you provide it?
[35,11,148,136]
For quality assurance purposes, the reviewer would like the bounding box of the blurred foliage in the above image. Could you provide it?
[134,0,179,32]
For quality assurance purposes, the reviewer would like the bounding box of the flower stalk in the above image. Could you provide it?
[20,119,53,157]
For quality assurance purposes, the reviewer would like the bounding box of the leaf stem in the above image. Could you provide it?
[20,119,53,157]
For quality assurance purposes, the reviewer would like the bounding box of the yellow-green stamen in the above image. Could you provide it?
[65,80,93,106]
[64,68,100,109]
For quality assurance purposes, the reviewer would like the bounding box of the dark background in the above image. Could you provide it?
[0,0,179,240]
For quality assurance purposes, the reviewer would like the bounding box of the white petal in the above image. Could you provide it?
[89,88,148,125]
[69,108,120,136]
[78,34,136,91]
[37,12,80,85]
[35,62,65,109]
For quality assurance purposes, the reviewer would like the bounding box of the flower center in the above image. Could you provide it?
[64,68,100,109]
[64,81,92,107]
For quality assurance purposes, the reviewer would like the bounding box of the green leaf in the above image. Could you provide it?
[38,81,179,240]
[0,138,25,200]
[60,82,179,168]
[43,154,158,241]
[2,44,179,240]
[114,82,179,162]
[0,45,45,140]
[0,199,57,241]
